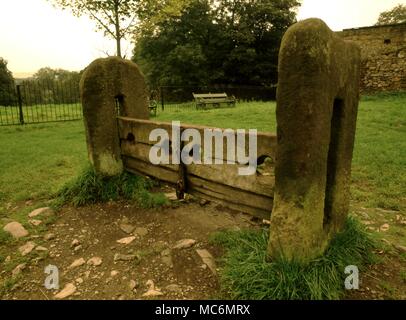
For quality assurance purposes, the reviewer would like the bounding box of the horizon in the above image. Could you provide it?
[1,0,405,77]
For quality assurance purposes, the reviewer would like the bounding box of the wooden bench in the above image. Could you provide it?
[193,93,236,110]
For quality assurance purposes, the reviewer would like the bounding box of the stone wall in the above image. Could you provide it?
[338,23,406,93]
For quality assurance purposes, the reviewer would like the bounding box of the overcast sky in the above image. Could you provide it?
[0,0,405,77]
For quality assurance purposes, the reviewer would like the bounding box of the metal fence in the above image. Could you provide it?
[154,85,277,112]
[0,80,82,126]
[0,82,276,125]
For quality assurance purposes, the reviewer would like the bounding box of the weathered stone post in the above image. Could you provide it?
[268,19,361,261]
[80,57,149,176]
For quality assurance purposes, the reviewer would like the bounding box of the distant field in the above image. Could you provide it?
[0,103,82,125]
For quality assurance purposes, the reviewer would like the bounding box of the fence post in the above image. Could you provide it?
[16,85,24,125]
[160,87,165,111]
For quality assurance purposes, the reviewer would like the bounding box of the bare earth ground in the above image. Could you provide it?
[1,188,260,300]
[1,186,405,300]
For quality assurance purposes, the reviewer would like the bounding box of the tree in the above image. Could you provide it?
[49,0,139,57]
[133,0,301,87]
[376,4,406,25]
[0,58,16,106]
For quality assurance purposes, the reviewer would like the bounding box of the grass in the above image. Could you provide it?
[0,103,81,126]
[210,217,377,300]
[156,95,406,213]
[54,165,168,208]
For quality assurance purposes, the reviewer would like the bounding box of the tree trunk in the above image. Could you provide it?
[114,0,122,58]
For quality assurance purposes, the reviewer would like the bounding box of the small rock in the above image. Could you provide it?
[29,219,42,226]
[117,236,136,245]
[111,270,119,277]
[5,256,11,263]
[28,207,54,218]
[173,239,197,249]
[87,257,103,266]
[196,249,217,275]
[142,280,163,297]
[120,223,135,234]
[35,246,48,252]
[199,199,209,206]
[44,233,56,241]
[134,227,148,237]
[114,253,140,262]
[262,219,271,225]
[55,283,76,299]
[3,221,29,239]
[166,284,182,293]
[161,249,173,267]
[76,278,84,284]
[12,263,26,277]
[71,239,80,248]
[74,245,82,252]
[129,280,138,291]
[69,258,86,269]
[19,241,36,256]
[380,224,390,232]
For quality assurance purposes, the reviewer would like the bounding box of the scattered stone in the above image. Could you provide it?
[173,239,197,249]
[199,199,210,207]
[161,249,173,267]
[71,239,81,248]
[55,283,76,299]
[196,249,217,275]
[28,207,54,218]
[87,257,103,266]
[29,219,42,226]
[3,221,29,239]
[74,245,83,252]
[134,227,148,237]
[117,236,136,245]
[114,253,140,262]
[262,219,271,225]
[12,263,26,277]
[120,223,135,234]
[35,246,48,252]
[166,284,182,293]
[19,241,36,256]
[165,192,178,201]
[129,280,138,291]
[380,224,390,232]
[44,233,56,241]
[76,278,84,284]
[142,280,163,297]
[69,258,86,269]
[111,270,119,277]
[5,256,11,263]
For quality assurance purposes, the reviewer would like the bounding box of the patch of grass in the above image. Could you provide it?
[54,165,168,209]
[0,229,12,245]
[210,217,377,300]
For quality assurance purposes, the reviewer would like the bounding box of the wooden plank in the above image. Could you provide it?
[187,175,273,211]
[188,163,274,197]
[189,189,271,219]
[118,117,277,161]
[121,141,179,171]
[122,156,178,184]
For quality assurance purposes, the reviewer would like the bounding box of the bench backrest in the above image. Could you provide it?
[193,93,228,100]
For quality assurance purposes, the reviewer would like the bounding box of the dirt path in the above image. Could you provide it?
[1,196,258,300]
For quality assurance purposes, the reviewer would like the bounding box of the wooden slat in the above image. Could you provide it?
[188,163,274,197]
[123,156,178,184]
[189,189,271,219]
[187,175,273,211]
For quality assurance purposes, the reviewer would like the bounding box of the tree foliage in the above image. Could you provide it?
[133,0,301,87]
[376,4,406,25]
[0,58,16,106]
[49,0,139,57]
